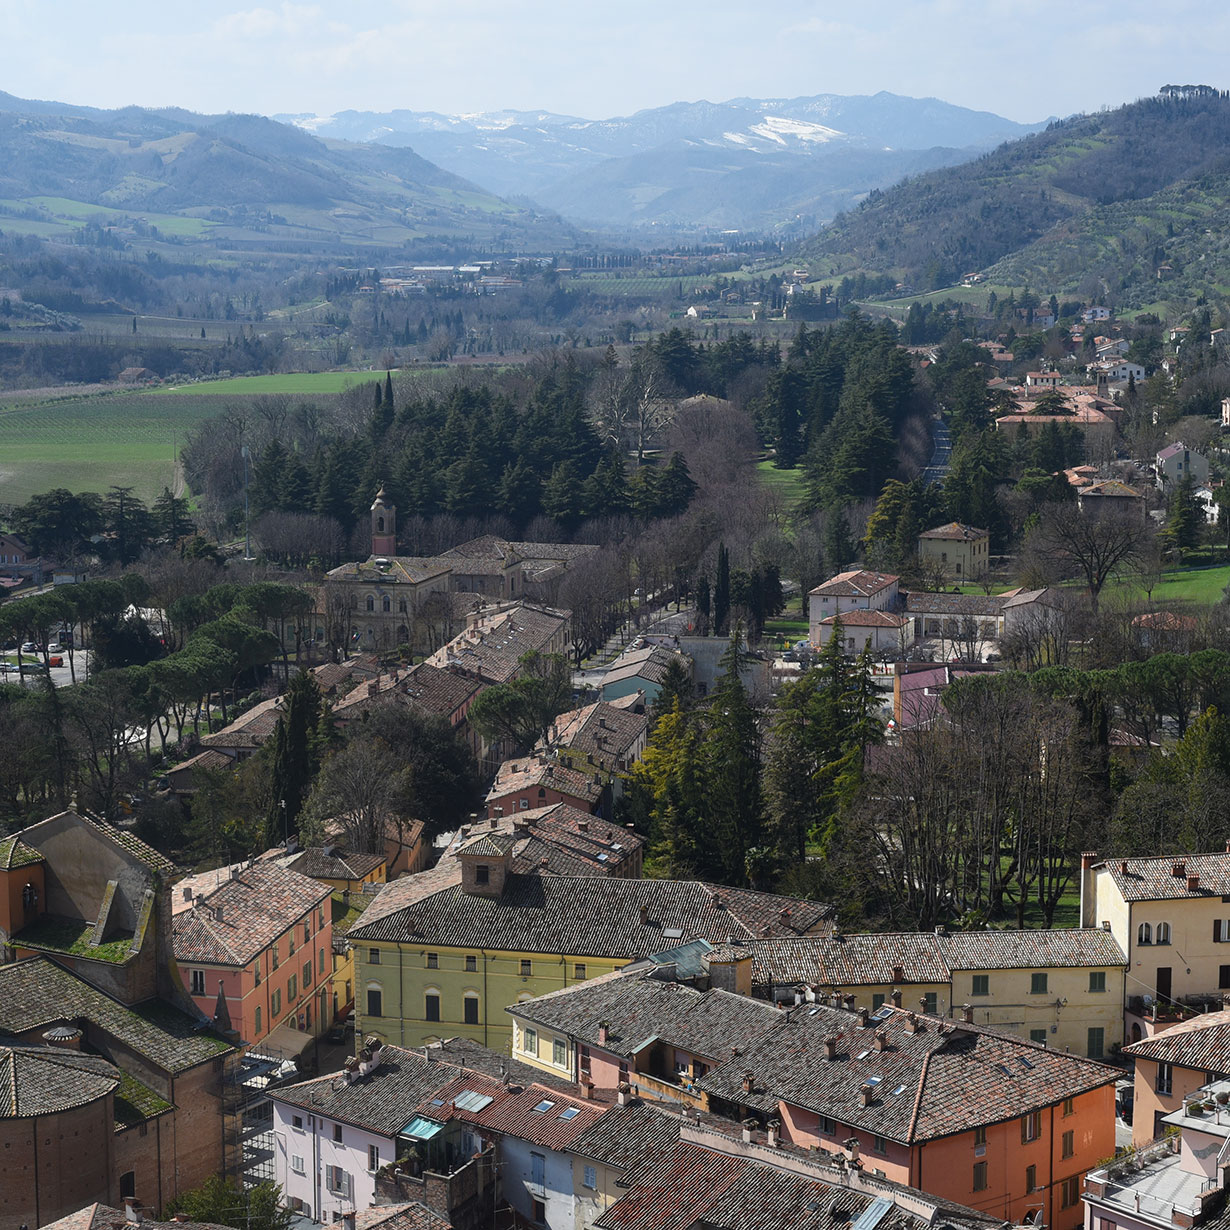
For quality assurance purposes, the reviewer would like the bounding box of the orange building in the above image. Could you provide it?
[171,861,333,1056]
[697,1001,1118,1230]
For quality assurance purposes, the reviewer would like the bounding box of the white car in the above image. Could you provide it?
[46,642,62,652]
[20,642,36,653]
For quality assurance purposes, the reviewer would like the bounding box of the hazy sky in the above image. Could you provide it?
[2,0,1225,123]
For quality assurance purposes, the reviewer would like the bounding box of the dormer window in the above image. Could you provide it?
[476,865,490,885]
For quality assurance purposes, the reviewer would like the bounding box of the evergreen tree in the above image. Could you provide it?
[713,543,731,636]
[153,487,193,542]
[1166,474,1203,558]
[265,670,323,846]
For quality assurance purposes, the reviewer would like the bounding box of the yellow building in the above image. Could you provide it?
[917,521,991,581]
[1081,851,1230,1045]
[750,926,1127,1057]
[345,838,832,1052]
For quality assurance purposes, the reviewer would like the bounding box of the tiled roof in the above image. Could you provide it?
[399,662,480,721]
[1123,1010,1230,1071]
[66,810,179,876]
[409,1036,577,1094]
[546,701,648,770]
[42,1208,234,1230]
[568,1098,681,1168]
[354,1203,453,1230]
[485,756,604,808]
[426,603,570,684]
[0,957,232,1073]
[509,540,600,564]
[918,522,988,541]
[695,1003,1118,1143]
[0,834,44,869]
[1079,480,1144,498]
[172,862,331,966]
[165,749,234,780]
[454,831,519,858]
[818,610,909,628]
[904,592,1004,616]
[809,570,899,599]
[1095,852,1230,901]
[199,695,284,750]
[507,971,781,1062]
[348,873,832,955]
[326,556,453,585]
[286,847,386,882]
[423,1077,604,1151]
[750,929,1126,988]
[1132,610,1198,631]
[941,928,1126,970]
[0,1044,119,1117]
[601,645,686,689]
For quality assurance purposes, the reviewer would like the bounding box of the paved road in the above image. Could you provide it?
[922,417,952,486]
[0,650,92,689]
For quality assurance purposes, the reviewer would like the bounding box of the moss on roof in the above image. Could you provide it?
[15,915,134,964]
[332,890,371,936]
[0,835,44,870]
[113,1069,172,1130]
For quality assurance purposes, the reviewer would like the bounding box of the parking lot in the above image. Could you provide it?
[0,650,92,688]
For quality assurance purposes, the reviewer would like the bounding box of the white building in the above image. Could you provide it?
[807,570,900,644]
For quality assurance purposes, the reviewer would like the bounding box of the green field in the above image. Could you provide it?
[0,393,231,504]
[756,458,808,509]
[1109,563,1230,606]
[153,371,394,397]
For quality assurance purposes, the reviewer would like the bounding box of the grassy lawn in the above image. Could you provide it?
[756,458,808,509]
[15,914,134,963]
[153,370,394,396]
[0,392,231,504]
[1099,563,1230,606]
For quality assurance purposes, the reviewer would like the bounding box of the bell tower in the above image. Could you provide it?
[370,485,396,556]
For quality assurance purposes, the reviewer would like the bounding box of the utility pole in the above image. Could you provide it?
[242,444,253,561]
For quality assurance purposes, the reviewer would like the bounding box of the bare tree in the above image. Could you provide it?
[302,739,410,856]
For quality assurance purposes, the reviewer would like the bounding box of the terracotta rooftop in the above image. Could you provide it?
[818,610,910,628]
[601,644,687,689]
[1093,852,1230,901]
[545,700,648,771]
[0,1044,119,1117]
[354,1203,453,1230]
[485,755,605,809]
[285,846,386,882]
[426,602,570,684]
[172,861,331,967]
[918,522,988,541]
[0,834,44,870]
[1123,1011,1230,1072]
[809,570,899,599]
[199,695,284,750]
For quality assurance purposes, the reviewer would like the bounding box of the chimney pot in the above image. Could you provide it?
[962,1003,974,1024]
[741,1070,754,1093]
[918,996,929,1014]
[824,1036,838,1060]
[1189,874,1201,891]
[843,994,856,1011]
[890,988,902,1008]
[1173,861,1187,878]
[905,1012,919,1033]
[860,1083,874,1106]
[873,1029,888,1051]
[892,964,905,982]
[638,903,648,924]
[857,1006,870,1028]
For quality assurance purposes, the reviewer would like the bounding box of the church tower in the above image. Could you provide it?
[370,485,396,556]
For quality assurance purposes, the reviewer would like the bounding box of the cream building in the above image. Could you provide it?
[1081,850,1230,1045]
[917,521,991,580]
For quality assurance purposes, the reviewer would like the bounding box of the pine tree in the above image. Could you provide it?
[713,544,731,636]
[265,671,323,846]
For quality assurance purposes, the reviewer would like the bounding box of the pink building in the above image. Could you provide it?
[172,861,333,1055]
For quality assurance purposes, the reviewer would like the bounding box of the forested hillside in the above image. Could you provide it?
[800,89,1230,307]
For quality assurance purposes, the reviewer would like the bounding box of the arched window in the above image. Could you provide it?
[366,981,384,1018]
[366,595,375,612]
[398,598,407,613]
[425,986,441,1023]
[382,595,390,612]
[1156,922,1172,945]
[1138,922,1152,945]
[377,515,385,532]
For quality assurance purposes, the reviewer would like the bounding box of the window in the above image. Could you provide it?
[973,1125,987,1147]
[1138,922,1152,945]
[523,1027,537,1055]
[532,1100,556,1114]
[303,960,313,988]
[1025,1165,1036,1193]
[532,1199,546,1224]
[1157,922,1172,945]
[291,1154,305,1175]
[873,1135,888,1155]
[254,960,262,986]
[368,1144,380,1172]
[580,1045,591,1075]
[872,994,885,1011]
[304,921,312,944]
[973,1161,988,1192]
[1220,965,1230,991]
[819,1116,837,1135]
[464,994,479,1025]
[191,969,206,996]
[288,974,297,1001]
[369,948,381,965]
[466,955,478,972]
[1157,1061,1173,1095]
[253,1005,261,1036]
[398,599,407,614]
[289,932,296,955]
[575,963,587,980]
[326,1165,351,1195]
[1215,919,1230,943]
[1030,1029,1047,1044]
[382,595,390,613]
[1061,1176,1080,1209]
[333,1123,343,1143]
[1021,1111,1041,1143]
[476,865,490,885]
[1062,1097,1074,1116]
[583,1164,597,1190]
[319,906,325,929]
[1030,972,1048,995]
[271,989,281,1016]
[521,959,532,976]
[319,948,326,975]
[1062,1129,1074,1159]
[1088,1027,1105,1059]
[971,974,989,996]
[292,1114,304,1130]
[924,992,937,1014]
[367,986,383,1017]
[426,952,439,969]
[1089,970,1106,993]
[553,1037,567,1067]
[425,992,441,1022]
[531,1152,546,1189]
[366,596,374,612]
[272,942,280,969]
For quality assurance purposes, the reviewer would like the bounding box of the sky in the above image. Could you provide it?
[1,0,1226,124]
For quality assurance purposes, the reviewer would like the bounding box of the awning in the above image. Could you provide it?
[250,1022,315,1063]
[400,1116,444,1140]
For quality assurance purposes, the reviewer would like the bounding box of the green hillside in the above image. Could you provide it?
[798,88,1230,309]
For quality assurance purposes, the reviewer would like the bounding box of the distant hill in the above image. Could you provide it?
[277,92,1046,233]
[0,93,572,251]
[796,88,1230,308]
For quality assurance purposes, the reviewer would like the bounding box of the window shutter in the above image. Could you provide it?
[1021,1116,1028,1145]
[1215,919,1222,943]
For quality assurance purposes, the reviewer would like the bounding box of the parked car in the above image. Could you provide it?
[46,642,62,653]
[48,656,63,668]
[20,642,36,653]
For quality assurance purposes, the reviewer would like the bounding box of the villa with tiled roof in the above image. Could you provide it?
[917,521,990,580]
[698,1001,1117,1230]
[808,570,901,643]
[347,836,831,1050]
[485,752,606,818]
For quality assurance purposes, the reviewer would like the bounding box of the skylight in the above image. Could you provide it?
[663,927,683,939]
[531,1100,555,1114]
[865,1075,882,1086]
[891,1084,907,1096]
[856,1050,872,1061]
[558,1106,580,1120]
[1017,1057,1035,1071]
[995,1063,1012,1077]
[597,853,609,862]
[871,1006,893,1021]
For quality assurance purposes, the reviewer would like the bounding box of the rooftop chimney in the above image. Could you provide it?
[1189,874,1201,891]
[860,1083,875,1107]
[918,996,929,1014]
[905,1012,919,1034]
[182,886,193,903]
[578,819,588,832]
[767,1119,780,1148]
[598,1021,609,1045]
[741,1071,754,1093]
[873,1029,888,1051]
[710,891,721,908]
[1120,860,1129,874]
[892,964,905,982]
[824,1036,839,1060]
[1173,861,1187,878]
[843,994,856,1011]
[857,1006,870,1028]
[123,1198,142,1224]
[890,989,902,1008]
[617,1081,631,1106]
[214,905,224,923]
[961,1003,974,1024]
[638,903,648,925]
